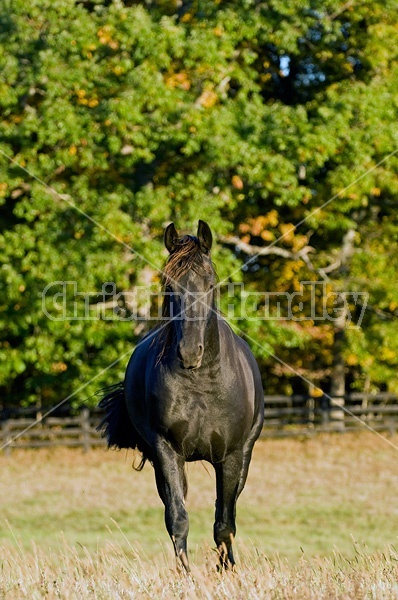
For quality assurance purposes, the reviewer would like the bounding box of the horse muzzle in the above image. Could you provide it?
[177,344,203,370]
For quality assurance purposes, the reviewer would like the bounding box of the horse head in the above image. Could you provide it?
[163,220,216,369]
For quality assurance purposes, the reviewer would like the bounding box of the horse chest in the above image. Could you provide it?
[150,371,249,460]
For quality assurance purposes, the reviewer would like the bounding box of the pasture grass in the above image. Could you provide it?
[1,537,398,598]
[1,432,398,597]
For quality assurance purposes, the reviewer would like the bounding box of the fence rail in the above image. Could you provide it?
[0,409,105,456]
[261,392,398,438]
[1,394,398,454]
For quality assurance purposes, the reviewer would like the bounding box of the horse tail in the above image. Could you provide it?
[97,382,148,471]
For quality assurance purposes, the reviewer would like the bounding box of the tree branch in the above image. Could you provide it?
[218,235,331,278]
[219,235,298,259]
[327,0,355,21]
[219,230,358,283]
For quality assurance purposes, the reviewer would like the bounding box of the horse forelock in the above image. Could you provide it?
[162,235,213,287]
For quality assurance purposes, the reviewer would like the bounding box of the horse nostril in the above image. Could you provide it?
[198,344,203,356]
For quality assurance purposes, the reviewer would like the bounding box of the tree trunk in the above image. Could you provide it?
[329,312,347,427]
[329,229,355,427]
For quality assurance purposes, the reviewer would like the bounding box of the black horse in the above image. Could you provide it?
[99,220,264,571]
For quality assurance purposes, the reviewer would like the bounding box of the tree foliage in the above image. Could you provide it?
[1,0,397,409]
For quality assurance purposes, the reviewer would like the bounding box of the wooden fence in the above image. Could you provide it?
[262,392,398,437]
[1,394,398,454]
[0,409,104,456]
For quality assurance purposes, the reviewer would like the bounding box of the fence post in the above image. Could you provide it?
[1,421,12,457]
[320,394,330,429]
[81,409,91,452]
[387,419,396,437]
[307,396,315,428]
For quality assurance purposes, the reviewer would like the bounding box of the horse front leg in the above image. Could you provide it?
[153,438,190,572]
[213,451,243,570]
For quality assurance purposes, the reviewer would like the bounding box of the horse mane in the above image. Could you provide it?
[153,235,216,363]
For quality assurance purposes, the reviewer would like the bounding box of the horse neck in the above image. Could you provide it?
[204,305,221,361]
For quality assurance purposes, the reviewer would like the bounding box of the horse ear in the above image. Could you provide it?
[197,220,213,254]
[164,222,179,253]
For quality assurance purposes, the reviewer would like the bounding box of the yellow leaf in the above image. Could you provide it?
[310,386,324,398]
[166,72,191,90]
[197,89,218,108]
[112,65,124,76]
[279,223,295,243]
[261,230,274,242]
[292,235,308,252]
[51,362,68,373]
[266,210,279,228]
[232,175,244,190]
[346,353,358,366]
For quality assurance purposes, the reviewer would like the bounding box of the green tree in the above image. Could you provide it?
[1,0,397,410]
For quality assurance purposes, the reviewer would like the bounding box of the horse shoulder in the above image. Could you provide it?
[218,321,256,367]
[218,320,263,404]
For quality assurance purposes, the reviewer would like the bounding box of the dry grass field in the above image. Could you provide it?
[1,432,398,598]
